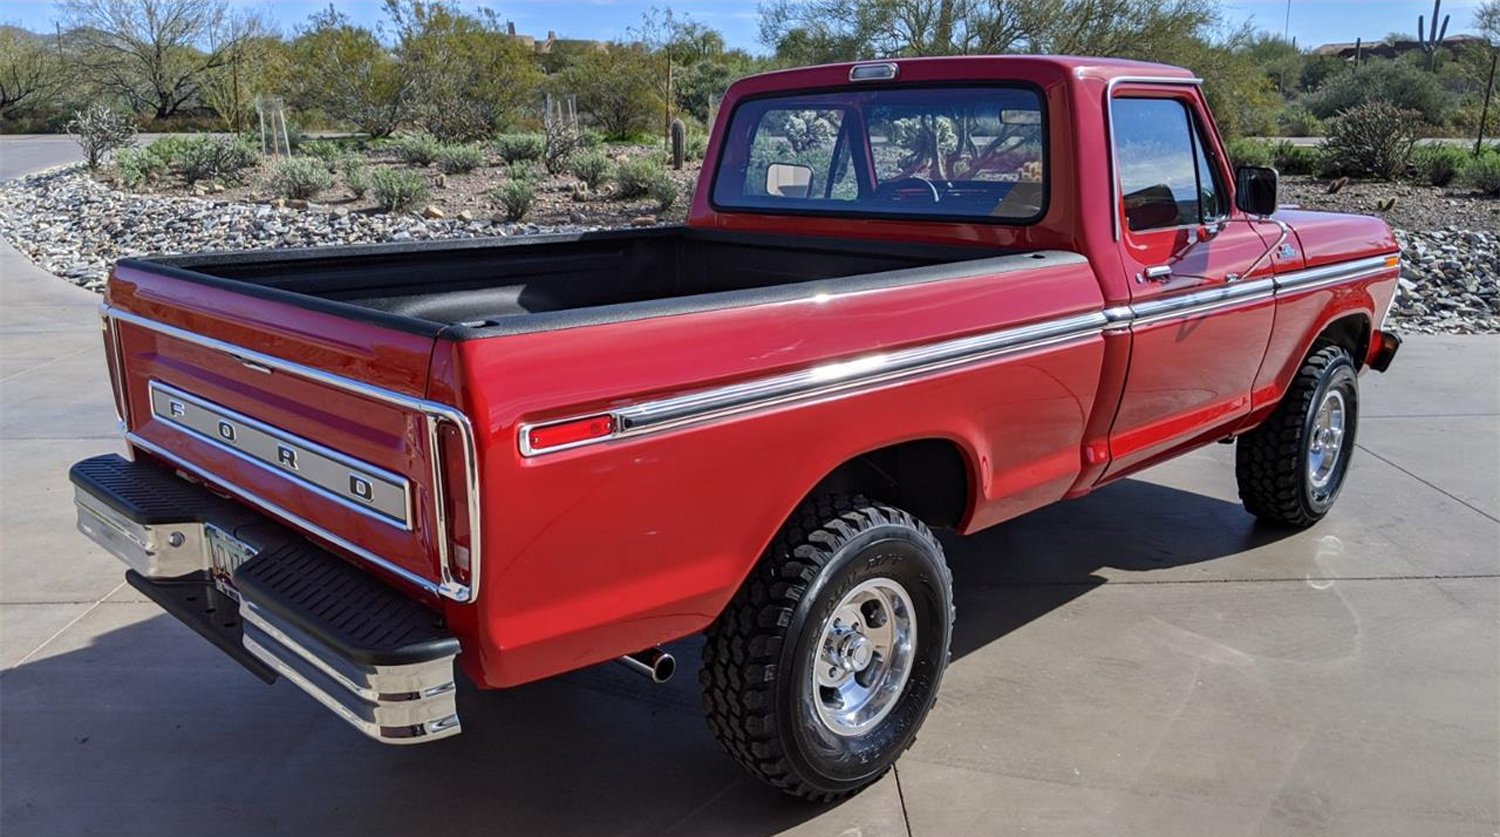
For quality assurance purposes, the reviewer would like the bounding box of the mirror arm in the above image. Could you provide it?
[1225,216,1291,283]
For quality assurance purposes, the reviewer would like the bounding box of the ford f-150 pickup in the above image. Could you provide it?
[70,55,1401,801]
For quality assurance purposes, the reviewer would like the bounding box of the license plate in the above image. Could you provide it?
[206,525,256,601]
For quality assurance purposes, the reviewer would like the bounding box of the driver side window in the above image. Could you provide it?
[1114,97,1225,231]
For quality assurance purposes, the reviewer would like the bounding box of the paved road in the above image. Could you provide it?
[1,138,1497,837]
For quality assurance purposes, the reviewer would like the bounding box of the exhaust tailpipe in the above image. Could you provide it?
[617,647,675,683]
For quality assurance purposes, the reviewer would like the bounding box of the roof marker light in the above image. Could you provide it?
[850,63,899,82]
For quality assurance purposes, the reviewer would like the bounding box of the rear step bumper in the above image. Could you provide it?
[70,453,463,745]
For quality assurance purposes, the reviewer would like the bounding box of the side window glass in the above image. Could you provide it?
[1191,119,1226,220]
[1114,98,1200,231]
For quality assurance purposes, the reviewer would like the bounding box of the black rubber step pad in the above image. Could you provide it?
[234,542,460,668]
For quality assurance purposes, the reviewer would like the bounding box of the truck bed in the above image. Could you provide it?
[134,228,1013,336]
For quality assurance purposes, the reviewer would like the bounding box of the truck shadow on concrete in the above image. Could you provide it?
[1,477,1295,837]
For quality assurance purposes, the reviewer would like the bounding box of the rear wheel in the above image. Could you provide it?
[700,495,953,802]
[1236,344,1359,527]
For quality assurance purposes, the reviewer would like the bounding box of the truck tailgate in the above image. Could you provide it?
[106,261,479,603]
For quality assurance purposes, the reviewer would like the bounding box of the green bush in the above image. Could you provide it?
[1409,145,1468,187]
[1275,105,1324,138]
[686,132,709,161]
[113,146,167,189]
[370,167,430,213]
[1304,61,1451,128]
[649,174,680,212]
[506,160,538,182]
[567,150,612,190]
[578,128,605,149]
[299,139,346,166]
[390,133,443,166]
[1319,102,1419,180]
[434,144,485,174]
[342,159,372,198]
[615,157,673,200]
[1459,151,1500,196]
[176,137,260,184]
[488,179,535,221]
[1226,137,1273,168]
[1271,141,1322,176]
[267,157,334,199]
[492,133,544,162]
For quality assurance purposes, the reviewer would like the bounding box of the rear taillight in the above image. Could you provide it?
[436,421,473,587]
[101,314,129,427]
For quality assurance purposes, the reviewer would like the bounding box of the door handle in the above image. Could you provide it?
[1139,265,1172,282]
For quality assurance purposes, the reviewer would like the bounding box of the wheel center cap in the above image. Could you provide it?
[838,633,873,671]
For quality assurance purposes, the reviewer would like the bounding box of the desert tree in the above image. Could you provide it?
[288,7,411,138]
[0,27,65,121]
[60,0,264,120]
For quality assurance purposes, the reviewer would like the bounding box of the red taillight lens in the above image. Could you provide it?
[525,415,616,454]
[437,422,473,585]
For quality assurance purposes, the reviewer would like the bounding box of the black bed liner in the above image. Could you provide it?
[125,227,1081,340]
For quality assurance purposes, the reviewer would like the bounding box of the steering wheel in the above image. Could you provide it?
[874,176,941,204]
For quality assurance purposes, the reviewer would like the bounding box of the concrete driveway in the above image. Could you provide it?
[1,137,1496,837]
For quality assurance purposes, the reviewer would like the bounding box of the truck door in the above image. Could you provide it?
[1104,89,1277,477]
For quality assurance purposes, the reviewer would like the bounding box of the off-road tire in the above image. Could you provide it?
[700,494,954,802]
[1236,344,1359,527]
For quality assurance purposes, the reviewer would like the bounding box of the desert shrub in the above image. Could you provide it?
[1459,151,1500,196]
[1226,137,1273,168]
[615,157,673,199]
[649,174,680,212]
[371,167,430,212]
[686,132,709,161]
[434,144,485,174]
[1409,145,1468,187]
[1276,105,1324,138]
[267,157,334,199]
[567,150,611,190]
[176,137,259,184]
[1319,102,1419,180]
[342,159,372,198]
[1271,141,1322,176]
[487,179,535,220]
[390,133,443,166]
[506,160,538,182]
[1304,61,1451,128]
[112,146,167,188]
[66,104,137,169]
[299,139,345,167]
[492,133,544,162]
[578,128,605,149]
[542,121,581,175]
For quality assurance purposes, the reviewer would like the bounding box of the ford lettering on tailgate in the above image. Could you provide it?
[147,380,411,529]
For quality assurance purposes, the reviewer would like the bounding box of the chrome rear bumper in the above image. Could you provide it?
[70,454,463,745]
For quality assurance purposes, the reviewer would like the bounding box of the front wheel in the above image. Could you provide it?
[700,495,953,802]
[1236,344,1360,527]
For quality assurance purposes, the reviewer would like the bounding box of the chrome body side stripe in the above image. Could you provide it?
[617,311,1109,433]
[520,253,1398,457]
[104,305,481,604]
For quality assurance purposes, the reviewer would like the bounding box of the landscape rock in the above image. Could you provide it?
[422,205,446,219]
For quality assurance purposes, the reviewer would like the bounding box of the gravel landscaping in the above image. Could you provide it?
[0,164,1494,334]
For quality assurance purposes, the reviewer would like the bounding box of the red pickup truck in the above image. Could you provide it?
[71,56,1401,801]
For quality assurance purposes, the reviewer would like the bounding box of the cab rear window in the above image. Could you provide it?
[711,86,1046,223]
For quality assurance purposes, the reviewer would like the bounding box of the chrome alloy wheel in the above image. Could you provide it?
[811,578,917,736]
[1307,388,1347,491]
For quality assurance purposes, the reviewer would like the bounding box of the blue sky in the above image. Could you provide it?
[0,0,1489,53]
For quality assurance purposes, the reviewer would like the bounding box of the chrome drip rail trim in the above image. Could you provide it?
[106,306,481,604]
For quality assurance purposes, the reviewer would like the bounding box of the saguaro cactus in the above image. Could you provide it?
[670,118,686,171]
[1417,0,1450,71]
[1354,37,1364,66]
